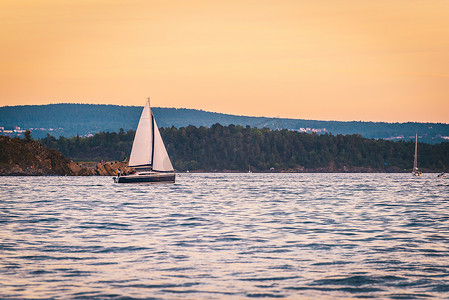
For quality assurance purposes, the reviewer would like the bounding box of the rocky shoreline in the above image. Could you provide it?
[0,136,133,176]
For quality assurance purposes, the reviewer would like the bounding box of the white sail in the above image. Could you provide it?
[412,133,422,176]
[152,117,174,172]
[129,100,153,167]
[115,98,175,183]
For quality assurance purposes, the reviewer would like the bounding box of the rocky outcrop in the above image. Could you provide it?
[1,136,79,175]
[0,136,133,176]
[94,161,134,176]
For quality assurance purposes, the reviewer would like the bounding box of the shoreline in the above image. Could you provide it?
[1,171,443,176]
[2,136,445,176]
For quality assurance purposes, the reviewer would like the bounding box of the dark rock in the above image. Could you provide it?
[0,136,132,176]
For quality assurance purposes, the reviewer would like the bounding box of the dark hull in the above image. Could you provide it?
[114,172,175,184]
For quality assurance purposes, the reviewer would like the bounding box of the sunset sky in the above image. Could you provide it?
[1,0,448,123]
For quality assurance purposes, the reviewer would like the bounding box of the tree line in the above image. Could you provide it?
[39,124,449,172]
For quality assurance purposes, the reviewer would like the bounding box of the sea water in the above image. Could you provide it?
[0,173,448,299]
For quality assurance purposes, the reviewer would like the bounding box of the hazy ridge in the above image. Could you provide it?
[1,103,448,144]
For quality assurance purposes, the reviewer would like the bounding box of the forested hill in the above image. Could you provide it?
[39,124,449,172]
[1,103,449,144]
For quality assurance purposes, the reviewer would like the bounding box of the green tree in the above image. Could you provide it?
[24,130,32,142]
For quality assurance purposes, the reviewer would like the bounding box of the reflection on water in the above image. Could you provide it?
[1,173,448,299]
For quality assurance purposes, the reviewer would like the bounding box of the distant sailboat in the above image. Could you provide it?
[412,133,422,177]
[114,99,175,183]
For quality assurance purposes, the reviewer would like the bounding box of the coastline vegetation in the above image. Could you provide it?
[38,124,449,173]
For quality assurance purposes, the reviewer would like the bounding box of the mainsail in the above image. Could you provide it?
[129,101,153,167]
[128,100,173,172]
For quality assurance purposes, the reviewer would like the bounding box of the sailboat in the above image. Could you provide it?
[114,99,175,183]
[412,133,422,177]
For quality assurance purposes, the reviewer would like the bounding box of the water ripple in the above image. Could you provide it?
[0,173,448,299]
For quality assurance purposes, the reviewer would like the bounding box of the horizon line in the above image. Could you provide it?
[1,102,447,125]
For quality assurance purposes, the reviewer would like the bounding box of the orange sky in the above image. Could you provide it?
[1,0,448,122]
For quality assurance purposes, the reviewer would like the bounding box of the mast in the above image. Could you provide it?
[413,133,418,171]
[149,97,155,171]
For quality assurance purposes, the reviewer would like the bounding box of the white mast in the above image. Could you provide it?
[413,133,418,172]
